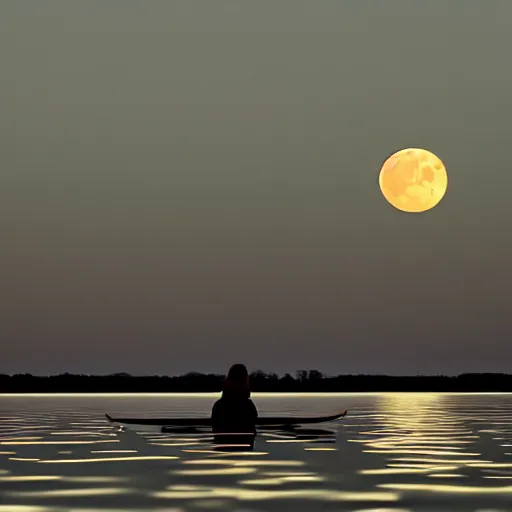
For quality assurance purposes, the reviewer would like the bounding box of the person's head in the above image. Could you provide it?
[223,364,250,397]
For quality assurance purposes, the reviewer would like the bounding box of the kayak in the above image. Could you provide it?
[105,410,347,427]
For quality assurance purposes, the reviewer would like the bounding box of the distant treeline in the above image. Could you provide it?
[1,371,511,393]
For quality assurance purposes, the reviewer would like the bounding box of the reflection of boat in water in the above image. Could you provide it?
[154,424,338,451]
[156,412,345,450]
[262,426,338,445]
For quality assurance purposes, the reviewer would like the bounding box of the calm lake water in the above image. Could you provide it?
[0,393,511,512]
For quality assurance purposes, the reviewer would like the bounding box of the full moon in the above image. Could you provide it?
[379,148,448,213]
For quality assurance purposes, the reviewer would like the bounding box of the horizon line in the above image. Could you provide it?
[2,372,511,378]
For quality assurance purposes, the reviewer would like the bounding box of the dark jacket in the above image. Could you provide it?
[211,388,258,449]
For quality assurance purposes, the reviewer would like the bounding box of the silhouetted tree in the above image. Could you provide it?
[296,370,308,383]
[308,370,324,381]
[0,371,510,393]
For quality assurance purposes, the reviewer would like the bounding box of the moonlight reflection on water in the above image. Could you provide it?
[0,392,511,511]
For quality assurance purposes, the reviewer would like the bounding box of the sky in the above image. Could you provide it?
[3,1,512,376]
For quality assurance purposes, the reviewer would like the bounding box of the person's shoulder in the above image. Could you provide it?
[247,398,258,412]
[211,398,223,419]
[212,397,225,410]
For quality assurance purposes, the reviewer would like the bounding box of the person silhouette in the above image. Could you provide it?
[211,364,258,450]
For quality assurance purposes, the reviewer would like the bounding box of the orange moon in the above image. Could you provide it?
[379,148,448,213]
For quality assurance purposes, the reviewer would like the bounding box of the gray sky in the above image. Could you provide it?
[3,1,512,376]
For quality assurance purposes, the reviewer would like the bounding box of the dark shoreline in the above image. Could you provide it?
[1,372,511,393]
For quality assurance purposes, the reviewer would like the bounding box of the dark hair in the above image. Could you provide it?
[226,363,249,383]
[223,364,250,399]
